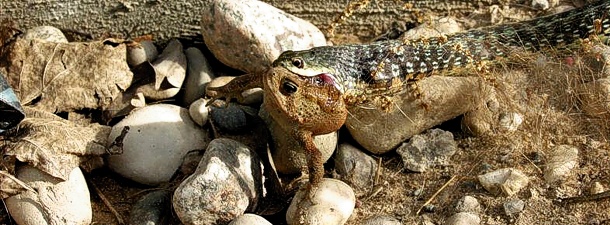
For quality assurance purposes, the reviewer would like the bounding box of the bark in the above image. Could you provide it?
[1,0,509,42]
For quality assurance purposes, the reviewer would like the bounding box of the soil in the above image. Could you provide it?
[2,1,610,225]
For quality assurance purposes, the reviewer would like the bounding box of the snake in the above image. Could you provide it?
[272,0,610,100]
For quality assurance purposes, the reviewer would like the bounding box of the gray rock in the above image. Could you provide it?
[259,107,337,174]
[107,104,209,185]
[128,190,172,225]
[6,165,91,225]
[396,129,458,172]
[454,196,481,214]
[503,199,525,216]
[445,212,480,225]
[347,76,492,154]
[200,0,326,74]
[127,40,158,66]
[173,138,264,225]
[334,143,377,193]
[286,178,355,225]
[361,215,402,225]
[23,26,68,43]
[544,145,579,183]
[183,47,215,105]
[229,214,272,225]
[189,98,210,127]
[211,103,249,132]
[478,168,529,196]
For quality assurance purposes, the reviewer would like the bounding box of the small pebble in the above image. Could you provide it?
[455,196,481,213]
[544,145,579,183]
[478,168,529,196]
[128,190,172,225]
[396,129,458,172]
[107,104,209,185]
[229,214,272,225]
[127,40,158,66]
[173,138,263,225]
[286,178,355,225]
[333,143,377,193]
[189,98,210,127]
[210,103,249,132]
[445,212,481,225]
[503,199,525,216]
[23,26,68,43]
[590,182,605,195]
[361,215,401,225]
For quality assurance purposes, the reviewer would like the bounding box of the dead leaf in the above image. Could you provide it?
[2,38,133,113]
[2,107,111,180]
[0,170,35,199]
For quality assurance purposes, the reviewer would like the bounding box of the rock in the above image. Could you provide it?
[23,26,68,43]
[189,98,210,127]
[173,138,264,225]
[478,168,529,196]
[179,150,205,175]
[229,214,272,225]
[259,107,337,174]
[498,112,523,132]
[543,145,579,183]
[107,104,209,185]
[445,212,480,225]
[396,129,458,172]
[200,0,326,74]
[6,165,91,225]
[503,199,525,216]
[241,88,264,105]
[127,40,158,66]
[461,96,500,136]
[590,182,605,195]
[347,76,492,154]
[286,178,355,225]
[334,143,377,194]
[361,215,401,225]
[401,17,462,40]
[210,103,249,133]
[128,190,172,225]
[455,196,481,214]
[183,47,215,105]
[531,0,550,10]
[577,78,610,119]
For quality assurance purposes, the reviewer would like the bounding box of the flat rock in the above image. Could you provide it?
[396,129,458,172]
[286,178,355,225]
[6,165,91,225]
[200,0,326,74]
[173,138,264,225]
[361,215,402,225]
[544,145,579,183]
[478,168,529,196]
[107,104,209,185]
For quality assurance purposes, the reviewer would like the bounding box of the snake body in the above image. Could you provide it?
[272,1,610,98]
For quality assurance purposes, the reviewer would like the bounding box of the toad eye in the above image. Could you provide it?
[291,57,304,69]
[280,79,298,95]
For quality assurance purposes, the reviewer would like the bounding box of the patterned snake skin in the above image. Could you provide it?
[272,1,610,98]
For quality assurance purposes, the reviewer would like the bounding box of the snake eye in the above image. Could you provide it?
[280,79,298,95]
[291,58,304,69]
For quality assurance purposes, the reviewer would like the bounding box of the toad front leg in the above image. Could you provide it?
[207,72,264,106]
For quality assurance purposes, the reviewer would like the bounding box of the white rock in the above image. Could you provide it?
[189,98,210,127]
[503,199,525,216]
[127,40,158,66]
[6,165,91,225]
[173,138,263,225]
[445,212,480,225]
[544,145,579,183]
[455,196,481,213]
[498,112,523,132]
[200,0,326,73]
[23,26,68,43]
[229,214,272,225]
[183,47,215,105]
[478,168,529,196]
[361,215,402,225]
[590,182,605,194]
[107,104,209,185]
[286,178,355,225]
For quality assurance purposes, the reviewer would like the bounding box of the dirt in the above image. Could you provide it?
[2,1,610,225]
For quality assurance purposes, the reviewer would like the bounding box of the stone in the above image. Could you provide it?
[189,98,210,127]
[6,165,91,225]
[334,143,377,194]
[200,0,326,74]
[183,47,215,105]
[229,214,273,225]
[478,168,529,196]
[445,212,480,225]
[23,26,68,43]
[503,199,525,216]
[543,145,579,183]
[107,104,209,185]
[286,178,355,225]
[173,138,263,225]
[361,215,402,225]
[210,103,250,133]
[127,40,158,66]
[455,196,481,213]
[396,129,458,172]
[128,190,172,225]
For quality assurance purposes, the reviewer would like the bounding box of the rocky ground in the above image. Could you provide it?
[1,0,610,224]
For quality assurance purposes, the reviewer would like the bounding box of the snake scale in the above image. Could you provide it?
[273,0,610,102]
